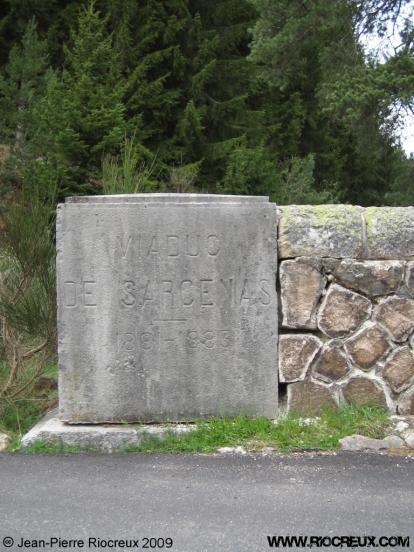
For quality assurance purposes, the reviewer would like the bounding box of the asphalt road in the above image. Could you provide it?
[0,452,413,552]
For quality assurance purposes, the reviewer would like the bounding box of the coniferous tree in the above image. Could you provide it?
[35,1,127,195]
[106,0,263,192]
[106,0,204,180]
[1,0,413,202]
[0,19,51,151]
[249,0,407,204]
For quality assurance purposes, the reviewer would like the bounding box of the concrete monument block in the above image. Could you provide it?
[57,194,278,423]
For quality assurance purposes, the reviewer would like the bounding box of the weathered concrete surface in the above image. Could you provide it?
[345,324,390,370]
[313,340,350,382]
[21,412,195,452]
[57,195,278,423]
[279,334,322,382]
[287,381,337,416]
[279,259,325,329]
[333,260,404,296]
[375,297,414,342]
[318,284,371,338]
[278,205,364,259]
[382,347,414,393]
[343,377,387,408]
[365,207,414,259]
[67,194,270,204]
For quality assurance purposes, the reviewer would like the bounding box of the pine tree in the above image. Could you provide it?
[0,18,51,153]
[0,0,81,68]
[106,0,203,173]
[35,1,127,195]
[106,0,262,192]
[249,0,407,204]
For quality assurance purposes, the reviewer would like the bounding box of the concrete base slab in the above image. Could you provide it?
[21,412,196,452]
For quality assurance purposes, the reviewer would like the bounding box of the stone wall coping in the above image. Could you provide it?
[278,205,414,260]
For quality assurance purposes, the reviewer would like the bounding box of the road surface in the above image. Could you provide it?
[0,452,413,551]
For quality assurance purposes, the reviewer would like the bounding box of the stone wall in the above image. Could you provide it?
[277,205,414,416]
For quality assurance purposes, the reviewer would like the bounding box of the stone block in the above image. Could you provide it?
[339,434,405,451]
[382,347,414,393]
[398,386,414,415]
[21,411,196,452]
[279,259,325,329]
[287,381,337,416]
[405,261,414,295]
[279,334,322,382]
[375,297,414,342]
[365,207,414,259]
[313,340,351,382]
[345,323,390,370]
[318,284,371,338]
[278,205,364,259]
[57,194,279,423]
[404,431,414,449]
[343,377,387,408]
[333,260,404,296]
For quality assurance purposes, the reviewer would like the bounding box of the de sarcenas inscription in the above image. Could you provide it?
[57,194,278,423]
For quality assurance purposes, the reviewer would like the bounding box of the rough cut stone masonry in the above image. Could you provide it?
[278,205,414,416]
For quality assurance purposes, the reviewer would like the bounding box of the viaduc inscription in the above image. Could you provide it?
[57,194,278,422]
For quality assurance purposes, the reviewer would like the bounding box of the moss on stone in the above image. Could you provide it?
[280,205,361,236]
[365,207,405,235]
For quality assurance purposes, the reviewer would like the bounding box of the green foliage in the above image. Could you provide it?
[220,144,338,202]
[169,159,202,192]
[248,0,412,205]
[0,161,56,341]
[0,18,51,150]
[104,0,261,191]
[0,361,58,449]
[1,0,413,201]
[34,1,127,195]
[102,136,158,194]
[0,160,57,429]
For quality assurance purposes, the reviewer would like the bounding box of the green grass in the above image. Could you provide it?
[1,398,44,450]
[0,361,58,450]
[123,405,392,454]
[12,404,393,454]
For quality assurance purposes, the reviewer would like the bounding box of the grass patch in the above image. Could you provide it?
[11,404,392,454]
[0,361,58,450]
[123,405,392,454]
